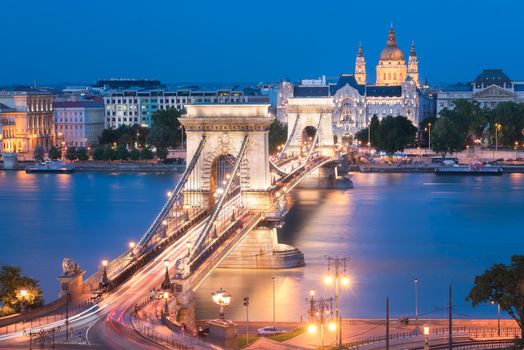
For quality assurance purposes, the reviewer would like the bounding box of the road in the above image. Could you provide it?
[0,217,208,349]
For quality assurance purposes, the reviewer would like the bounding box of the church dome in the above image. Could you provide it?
[379,27,405,61]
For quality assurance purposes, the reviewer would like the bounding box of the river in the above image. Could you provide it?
[1,170,523,321]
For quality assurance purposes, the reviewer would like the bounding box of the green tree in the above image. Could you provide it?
[99,125,150,147]
[147,107,183,150]
[33,145,44,162]
[129,148,140,161]
[92,147,106,161]
[65,147,78,161]
[103,146,117,161]
[48,146,61,160]
[115,144,130,160]
[355,115,380,147]
[76,147,89,161]
[269,119,288,154]
[375,116,417,155]
[431,117,465,156]
[156,148,168,160]
[466,255,524,340]
[0,265,43,316]
[492,102,524,147]
[140,147,154,160]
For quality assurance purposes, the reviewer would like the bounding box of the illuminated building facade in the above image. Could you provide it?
[437,69,524,115]
[0,89,54,157]
[278,26,421,141]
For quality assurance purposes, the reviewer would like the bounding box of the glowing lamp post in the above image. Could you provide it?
[101,259,109,287]
[211,288,231,320]
[129,241,136,257]
[307,293,336,350]
[163,291,170,315]
[423,326,430,350]
[161,259,171,291]
[325,257,350,349]
[20,289,28,313]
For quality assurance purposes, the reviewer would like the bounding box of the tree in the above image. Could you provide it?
[0,265,43,316]
[98,125,150,147]
[466,255,524,340]
[375,116,417,155]
[115,144,130,160]
[355,115,380,147]
[33,145,44,162]
[269,120,288,154]
[76,147,89,161]
[103,146,117,161]
[129,148,140,161]
[65,147,78,161]
[48,146,61,160]
[147,108,183,150]
[93,147,106,161]
[156,148,168,160]
[431,117,465,157]
[140,147,154,160]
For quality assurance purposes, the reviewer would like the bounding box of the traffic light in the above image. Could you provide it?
[243,297,249,306]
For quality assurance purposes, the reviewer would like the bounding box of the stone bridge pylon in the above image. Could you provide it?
[179,104,305,270]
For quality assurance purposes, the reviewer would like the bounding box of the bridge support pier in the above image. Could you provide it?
[219,226,304,269]
[297,163,353,189]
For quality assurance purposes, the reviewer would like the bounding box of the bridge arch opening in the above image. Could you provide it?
[301,126,317,155]
[209,154,239,206]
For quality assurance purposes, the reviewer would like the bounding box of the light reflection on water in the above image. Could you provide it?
[1,171,523,320]
[196,173,524,321]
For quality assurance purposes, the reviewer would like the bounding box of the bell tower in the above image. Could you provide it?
[354,43,367,85]
[407,40,420,87]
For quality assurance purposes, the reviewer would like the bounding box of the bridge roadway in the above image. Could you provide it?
[0,154,331,349]
[0,208,216,349]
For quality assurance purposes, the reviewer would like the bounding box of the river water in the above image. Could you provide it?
[1,171,523,321]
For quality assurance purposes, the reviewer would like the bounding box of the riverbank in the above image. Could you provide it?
[1,161,185,172]
[350,164,524,173]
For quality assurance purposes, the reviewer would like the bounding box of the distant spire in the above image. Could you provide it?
[410,40,416,56]
[387,25,397,46]
[357,41,364,57]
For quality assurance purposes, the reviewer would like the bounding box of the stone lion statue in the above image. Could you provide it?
[62,258,82,277]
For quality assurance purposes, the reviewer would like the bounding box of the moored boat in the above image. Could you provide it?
[435,162,502,176]
[26,160,75,174]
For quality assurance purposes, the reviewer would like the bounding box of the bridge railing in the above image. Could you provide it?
[189,211,263,290]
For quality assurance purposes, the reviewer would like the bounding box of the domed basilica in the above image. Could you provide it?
[278,26,422,141]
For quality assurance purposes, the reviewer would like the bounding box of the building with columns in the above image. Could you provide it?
[437,69,524,115]
[0,88,54,158]
[278,26,421,142]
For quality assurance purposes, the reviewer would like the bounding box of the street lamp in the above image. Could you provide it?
[129,241,136,257]
[490,300,501,336]
[272,277,276,329]
[324,257,350,349]
[161,259,171,291]
[423,326,430,350]
[414,278,420,333]
[20,289,28,313]
[495,123,502,154]
[243,297,250,345]
[163,291,169,315]
[101,259,109,288]
[211,288,231,320]
[426,123,432,151]
[307,294,336,350]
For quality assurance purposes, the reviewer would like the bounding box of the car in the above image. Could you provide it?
[257,326,286,336]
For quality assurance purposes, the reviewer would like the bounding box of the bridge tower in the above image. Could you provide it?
[180,104,274,211]
[284,97,335,158]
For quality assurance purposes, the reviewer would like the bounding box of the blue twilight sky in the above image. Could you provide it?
[1,0,523,86]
